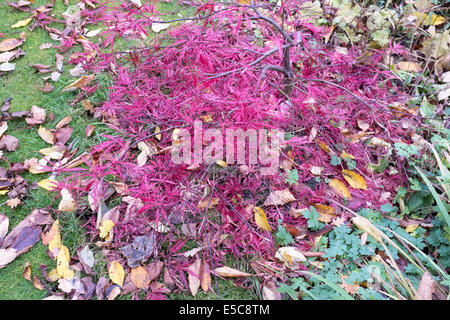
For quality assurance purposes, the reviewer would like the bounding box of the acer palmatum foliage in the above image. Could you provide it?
[55,0,417,289]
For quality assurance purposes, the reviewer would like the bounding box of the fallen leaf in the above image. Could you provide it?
[151,22,170,33]
[130,266,150,289]
[0,214,9,240]
[42,220,61,257]
[197,197,219,210]
[262,280,281,300]
[253,206,272,232]
[0,248,19,269]
[56,245,74,280]
[23,262,32,281]
[85,124,95,137]
[275,247,306,266]
[78,246,95,272]
[58,188,77,212]
[54,126,73,145]
[187,258,201,296]
[11,18,32,29]
[340,274,359,295]
[6,198,21,209]
[342,170,368,190]
[329,179,352,200]
[0,134,19,151]
[395,61,422,72]
[0,38,23,52]
[0,121,7,137]
[352,216,382,242]
[33,276,44,290]
[416,271,435,300]
[109,261,125,287]
[313,204,336,223]
[0,62,15,72]
[200,260,211,292]
[37,179,58,191]
[61,75,95,92]
[39,145,65,160]
[214,266,252,278]
[405,224,419,233]
[25,105,46,125]
[263,189,296,206]
[99,219,114,239]
[37,126,55,144]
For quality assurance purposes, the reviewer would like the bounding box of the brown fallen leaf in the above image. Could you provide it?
[33,276,44,290]
[200,259,211,292]
[85,124,95,137]
[0,248,19,269]
[263,188,296,206]
[55,126,73,145]
[0,37,24,52]
[262,280,281,300]
[61,75,95,92]
[56,116,72,129]
[38,126,55,144]
[0,134,19,151]
[81,99,94,112]
[6,198,21,209]
[416,272,436,300]
[25,105,46,125]
[130,266,150,289]
[214,266,252,278]
[187,257,201,297]
[23,262,32,281]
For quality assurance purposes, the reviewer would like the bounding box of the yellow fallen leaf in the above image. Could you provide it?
[42,220,62,258]
[56,245,74,280]
[58,188,77,212]
[329,179,352,200]
[61,75,95,92]
[253,206,272,232]
[38,126,54,145]
[11,18,32,29]
[405,224,419,233]
[109,261,125,287]
[0,189,9,195]
[342,169,368,190]
[313,204,336,223]
[412,12,446,26]
[37,179,58,191]
[340,151,355,160]
[154,126,161,141]
[39,145,65,160]
[214,266,252,278]
[352,216,382,242]
[215,159,227,167]
[99,219,114,239]
[46,268,60,282]
[130,266,150,289]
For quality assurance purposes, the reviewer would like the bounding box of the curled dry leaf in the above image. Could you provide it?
[214,266,252,278]
[61,74,95,92]
[23,262,32,281]
[58,188,77,212]
[275,247,306,267]
[25,105,46,125]
[263,188,296,206]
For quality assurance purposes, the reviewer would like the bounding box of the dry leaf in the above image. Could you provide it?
[262,280,281,300]
[214,266,252,278]
[37,179,58,191]
[33,276,44,290]
[25,105,46,125]
[58,188,77,212]
[0,62,15,72]
[396,61,422,72]
[263,189,296,206]
[56,116,72,129]
[61,75,95,92]
[151,22,170,33]
[6,198,21,209]
[38,126,55,144]
[187,258,201,296]
[0,134,19,151]
[23,262,32,281]
[56,245,74,280]
[329,179,352,200]
[109,261,125,287]
[313,204,336,223]
[85,124,95,137]
[352,216,382,242]
[253,206,272,232]
[130,266,150,289]
[416,272,435,300]
[0,38,24,52]
[342,170,368,190]
[197,197,219,210]
[11,18,32,29]
[275,247,306,267]
[200,260,211,292]
[99,219,114,239]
